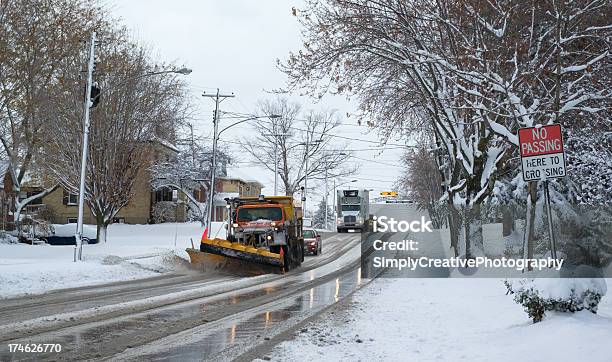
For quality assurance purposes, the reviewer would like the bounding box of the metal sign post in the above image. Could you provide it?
[543,180,557,259]
[518,124,566,260]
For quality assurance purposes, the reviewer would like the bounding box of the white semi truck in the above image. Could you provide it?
[336,189,370,233]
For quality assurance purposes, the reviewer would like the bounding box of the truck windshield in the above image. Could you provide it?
[237,207,283,222]
[341,204,360,211]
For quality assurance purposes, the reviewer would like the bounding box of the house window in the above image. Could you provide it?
[214,206,225,222]
[63,191,78,206]
[193,188,205,202]
[67,217,78,223]
[29,190,45,205]
[113,217,125,224]
[68,193,78,205]
[155,187,174,202]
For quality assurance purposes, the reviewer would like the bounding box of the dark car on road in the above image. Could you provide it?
[303,229,322,255]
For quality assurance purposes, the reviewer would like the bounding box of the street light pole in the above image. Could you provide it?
[73,50,191,261]
[274,121,278,196]
[263,126,288,197]
[75,31,96,262]
[300,137,322,217]
[323,152,347,230]
[267,129,289,197]
[272,122,278,196]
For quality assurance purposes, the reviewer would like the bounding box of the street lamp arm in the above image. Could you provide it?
[104,68,192,92]
[218,117,256,138]
[146,68,192,77]
[217,115,281,138]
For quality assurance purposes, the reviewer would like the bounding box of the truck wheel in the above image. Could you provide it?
[300,246,304,264]
[283,246,291,272]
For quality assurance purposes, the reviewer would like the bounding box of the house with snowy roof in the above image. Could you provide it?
[0,159,20,230]
[193,166,265,222]
[29,138,188,225]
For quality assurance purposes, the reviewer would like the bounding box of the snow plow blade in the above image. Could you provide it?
[186,238,284,275]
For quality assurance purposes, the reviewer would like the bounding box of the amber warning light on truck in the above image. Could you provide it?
[518,124,566,182]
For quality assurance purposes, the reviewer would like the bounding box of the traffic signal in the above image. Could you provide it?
[83,82,101,108]
[90,82,101,108]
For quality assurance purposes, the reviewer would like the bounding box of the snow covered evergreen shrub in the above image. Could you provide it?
[0,232,18,244]
[151,201,177,223]
[505,278,606,323]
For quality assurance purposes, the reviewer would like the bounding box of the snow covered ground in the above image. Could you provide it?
[265,278,612,362]
[0,222,225,299]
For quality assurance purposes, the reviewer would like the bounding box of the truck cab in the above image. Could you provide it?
[336,189,370,233]
[225,195,305,270]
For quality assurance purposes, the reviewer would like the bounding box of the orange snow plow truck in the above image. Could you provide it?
[186,195,305,274]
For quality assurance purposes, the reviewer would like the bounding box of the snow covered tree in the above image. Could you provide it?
[282,0,611,258]
[0,0,112,226]
[41,36,189,242]
[313,197,333,230]
[243,97,358,196]
[149,137,231,225]
[397,146,446,229]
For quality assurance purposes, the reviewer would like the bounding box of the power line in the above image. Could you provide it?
[350,155,404,168]
[352,177,397,183]
[192,133,408,153]
[220,110,375,129]
[287,124,413,147]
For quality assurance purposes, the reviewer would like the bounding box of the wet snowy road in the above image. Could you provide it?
[0,232,367,361]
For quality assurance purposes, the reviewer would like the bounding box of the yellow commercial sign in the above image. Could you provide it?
[380,191,398,197]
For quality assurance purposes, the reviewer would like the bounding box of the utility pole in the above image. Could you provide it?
[300,136,321,218]
[189,123,196,168]
[273,133,290,196]
[324,166,328,230]
[75,31,96,262]
[264,125,288,197]
[333,178,337,225]
[303,135,309,213]
[202,89,234,236]
[273,121,278,196]
[323,153,345,230]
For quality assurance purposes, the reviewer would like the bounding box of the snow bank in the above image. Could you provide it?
[0,222,226,299]
[0,233,18,244]
[0,255,158,299]
[265,278,612,362]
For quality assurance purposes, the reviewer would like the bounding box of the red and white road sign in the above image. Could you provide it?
[518,124,566,181]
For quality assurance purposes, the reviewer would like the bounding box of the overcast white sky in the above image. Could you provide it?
[111,0,405,209]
